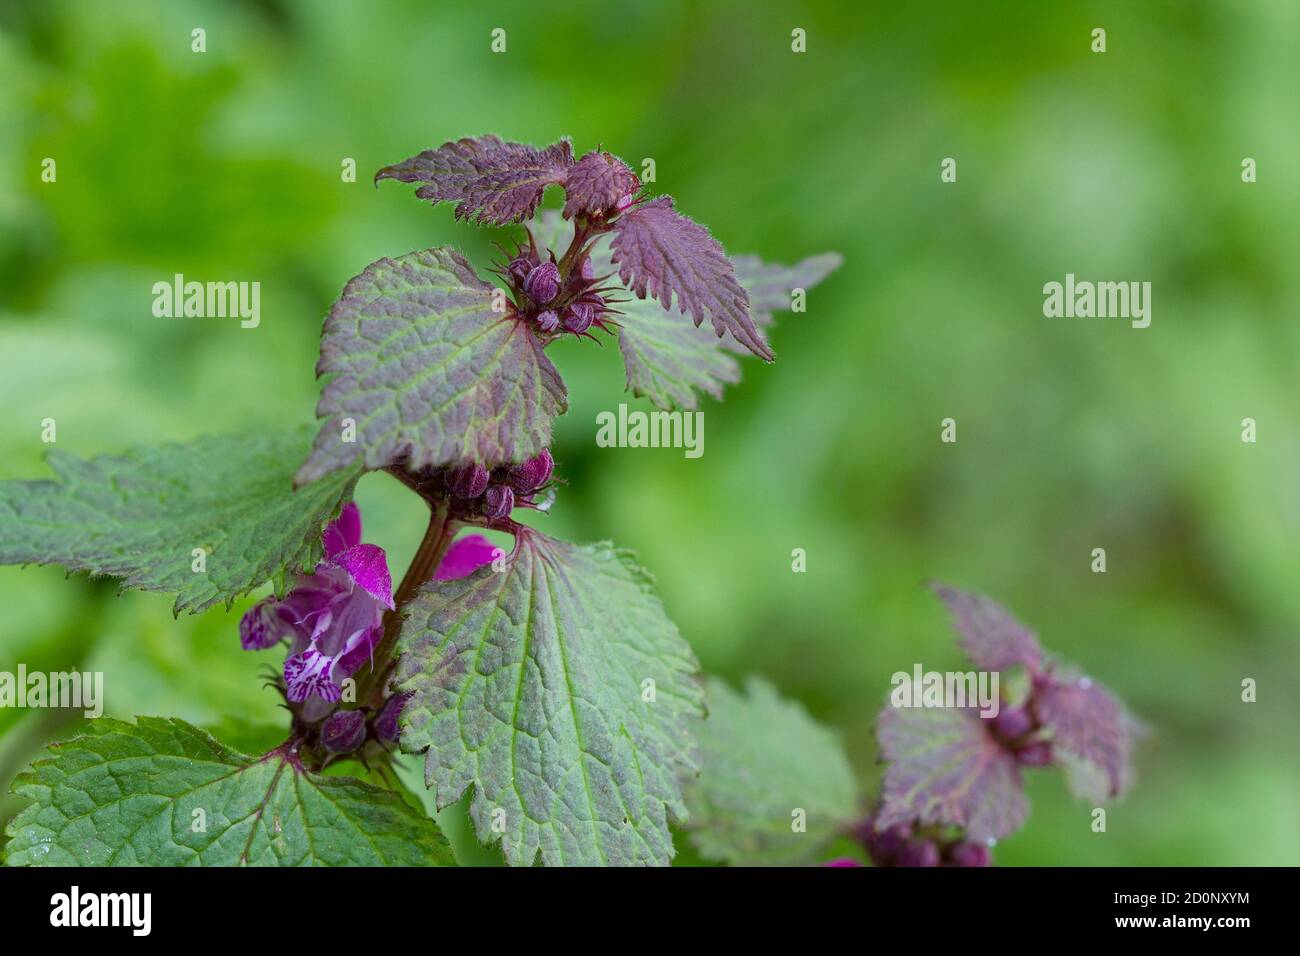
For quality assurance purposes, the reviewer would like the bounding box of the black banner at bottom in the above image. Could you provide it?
[0,865,1280,940]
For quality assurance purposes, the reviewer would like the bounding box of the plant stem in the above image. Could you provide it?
[355,500,457,707]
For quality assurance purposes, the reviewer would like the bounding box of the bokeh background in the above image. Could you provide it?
[2,0,1297,865]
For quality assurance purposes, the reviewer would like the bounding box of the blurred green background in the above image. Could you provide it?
[1,0,1297,865]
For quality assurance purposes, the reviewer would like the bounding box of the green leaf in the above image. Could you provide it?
[3,717,455,866]
[297,247,567,484]
[0,429,358,614]
[685,677,859,866]
[395,529,704,866]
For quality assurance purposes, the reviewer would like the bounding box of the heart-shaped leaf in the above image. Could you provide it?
[0,428,357,614]
[4,718,454,866]
[876,705,1028,843]
[395,529,703,866]
[685,677,859,866]
[297,247,566,484]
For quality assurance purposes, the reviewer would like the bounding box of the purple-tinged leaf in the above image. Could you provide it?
[931,583,1043,673]
[531,212,839,409]
[1035,676,1136,801]
[610,196,774,361]
[296,247,566,485]
[562,149,639,219]
[376,136,574,226]
[730,252,843,328]
[876,705,1029,843]
[395,529,704,866]
[613,253,841,409]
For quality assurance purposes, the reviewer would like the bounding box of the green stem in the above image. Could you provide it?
[354,500,457,707]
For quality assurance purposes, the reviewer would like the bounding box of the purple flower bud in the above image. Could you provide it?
[321,709,366,754]
[896,839,941,868]
[563,301,595,334]
[536,309,560,333]
[507,448,554,494]
[861,819,911,866]
[449,462,490,499]
[482,483,515,520]
[580,257,595,282]
[1015,741,1054,766]
[508,257,532,283]
[523,261,560,304]
[993,706,1034,741]
[947,841,992,867]
[373,692,412,743]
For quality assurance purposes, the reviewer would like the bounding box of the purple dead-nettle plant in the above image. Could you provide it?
[0,135,842,867]
[854,585,1142,867]
[679,586,1141,868]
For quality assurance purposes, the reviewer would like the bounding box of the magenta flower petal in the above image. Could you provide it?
[334,621,383,679]
[239,598,282,650]
[435,534,500,581]
[334,543,394,609]
[284,648,343,704]
[322,501,362,559]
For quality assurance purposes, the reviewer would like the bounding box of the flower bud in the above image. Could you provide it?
[523,261,560,304]
[321,709,366,754]
[946,841,992,867]
[563,301,595,334]
[449,462,489,499]
[373,692,412,743]
[508,257,532,283]
[896,839,941,868]
[482,483,515,520]
[507,449,554,494]
[536,309,560,333]
[861,820,911,866]
[580,257,595,282]
[992,706,1034,741]
[1015,741,1054,767]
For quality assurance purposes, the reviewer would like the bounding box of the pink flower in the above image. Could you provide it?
[240,502,393,720]
[434,534,500,581]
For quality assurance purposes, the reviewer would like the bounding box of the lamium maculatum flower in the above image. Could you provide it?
[239,502,393,722]
[434,534,501,581]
